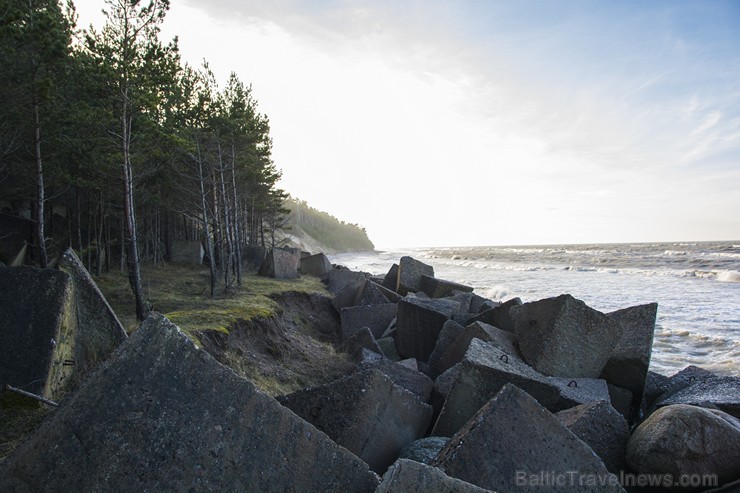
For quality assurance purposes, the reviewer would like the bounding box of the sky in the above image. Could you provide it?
[73,0,740,248]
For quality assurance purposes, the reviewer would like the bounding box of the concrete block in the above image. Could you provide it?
[341,303,398,340]
[358,357,433,402]
[170,240,203,264]
[342,326,383,361]
[512,294,622,378]
[396,256,434,295]
[278,368,433,473]
[377,459,491,493]
[0,314,379,492]
[300,252,333,276]
[434,384,623,492]
[258,248,300,279]
[419,274,473,298]
[395,297,455,361]
[432,339,610,437]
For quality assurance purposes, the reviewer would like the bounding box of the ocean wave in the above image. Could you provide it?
[717,270,740,282]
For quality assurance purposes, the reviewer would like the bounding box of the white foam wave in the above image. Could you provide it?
[717,270,740,282]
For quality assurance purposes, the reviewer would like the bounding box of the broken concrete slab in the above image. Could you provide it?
[0,266,77,401]
[0,313,380,492]
[426,319,465,377]
[599,303,658,407]
[398,437,449,465]
[434,384,623,492]
[377,458,492,493]
[342,326,383,361]
[655,376,740,419]
[358,357,433,403]
[169,239,203,264]
[432,339,610,437]
[58,249,127,377]
[556,401,630,474]
[396,256,434,295]
[627,404,740,488]
[419,275,474,298]
[467,297,521,332]
[341,303,398,340]
[395,297,455,361]
[511,294,622,378]
[332,279,391,313]
[258,248,300,279]
[300,252,333,276]
[278,368,433,473]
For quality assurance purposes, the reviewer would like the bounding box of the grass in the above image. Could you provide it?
[0,394,52,462]
[96,263,329,338]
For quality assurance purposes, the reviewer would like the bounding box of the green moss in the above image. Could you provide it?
[96,263,329,337]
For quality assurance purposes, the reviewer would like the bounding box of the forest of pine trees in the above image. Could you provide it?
[0,0,294,318]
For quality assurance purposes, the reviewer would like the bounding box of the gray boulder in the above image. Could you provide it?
[395,297,455,361]
[398,437,450,465]
[0,313,379,492]
[419,274,474,298]
[258,248,300,279]
[512,294,622,378]
[556,401,630,474]
[599,303,658,409]
[278,368,433,473]
[341,303,398,340]
[432,339,609,437]
[396,256,434,295]
[300,252,333,276]
[627,404,740,489]
[434,384,623,492]
[377,459,492,493]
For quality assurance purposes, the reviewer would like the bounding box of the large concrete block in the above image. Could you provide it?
[358,357,434,403]
[377,458,491,493]
[242,245,267,270]
[58,248,127,376]
[511,294,622,378]
[170,239,203,264]
[343,326,383,361]
[396,256,434,295]
[300,252,332,276]
[258,248,300,279]
[278,368,433,473]
[377,336,401,361]
[434,384,623,492]
[419,275,473,298]
[600,303,658,407]
[426,319,465,375]
[341,303,398,340]
[398,437,449,465]
[435,321,521,377]
[468,297,521,332]
[556,401,630,474]
[395,297,455,361]
[0,266,77,401]
[655,376,740,419]
[0,314,379,492]
[382,263,399,290]
[432,339,610,437]
[321,268,369,295]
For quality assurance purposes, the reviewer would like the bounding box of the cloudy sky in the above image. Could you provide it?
[74,0,740,248]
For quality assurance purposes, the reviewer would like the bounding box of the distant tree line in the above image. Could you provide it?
[286,198,374,253]
[0,0,289,319]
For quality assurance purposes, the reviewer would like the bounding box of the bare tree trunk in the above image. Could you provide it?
[122,95,146,321]
[194,141,217,296]
[217,142,233,290]
[230,144,242,286]
[33,98,47,268]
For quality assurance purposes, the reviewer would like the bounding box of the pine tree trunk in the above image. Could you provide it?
[33,98,48,268]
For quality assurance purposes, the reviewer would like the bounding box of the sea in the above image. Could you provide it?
[329,241,739,377]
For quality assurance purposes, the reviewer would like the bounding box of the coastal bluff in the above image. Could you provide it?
[1,251,738,491]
